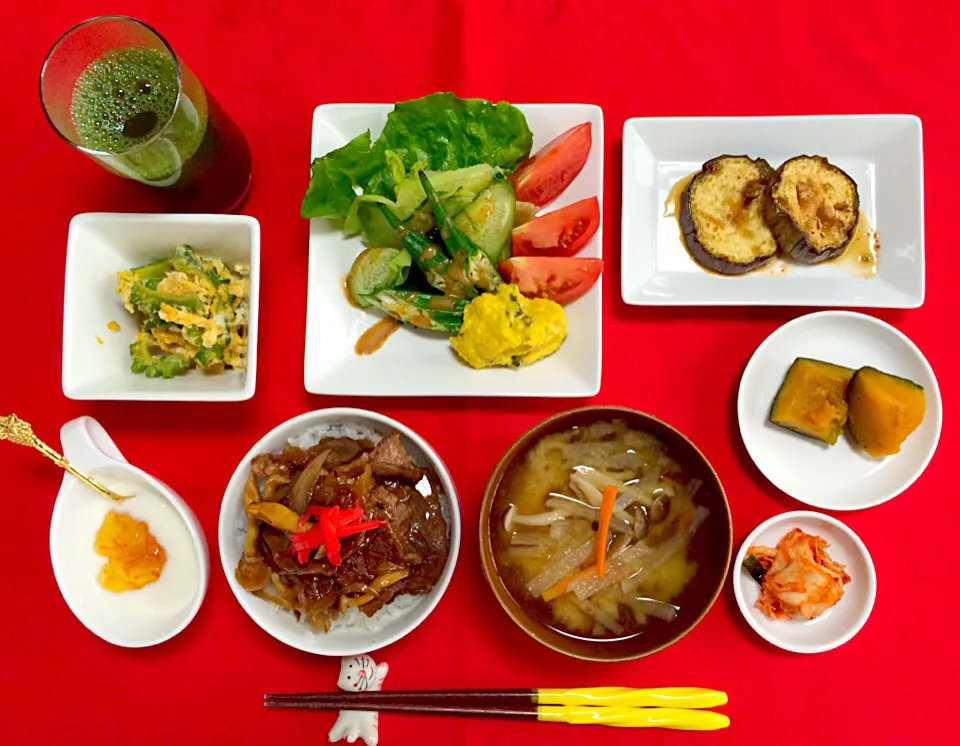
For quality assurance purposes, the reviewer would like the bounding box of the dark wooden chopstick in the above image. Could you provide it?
[264,689,536,718]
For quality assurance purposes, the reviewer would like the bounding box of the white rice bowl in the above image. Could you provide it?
[218,409,461,655]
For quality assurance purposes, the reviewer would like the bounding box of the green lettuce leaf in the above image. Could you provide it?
[377,93,532,174]
[300,93,532,220]
[300,131,380,219]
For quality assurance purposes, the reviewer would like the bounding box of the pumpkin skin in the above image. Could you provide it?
[846,366,926,457]
[769,358,855,445]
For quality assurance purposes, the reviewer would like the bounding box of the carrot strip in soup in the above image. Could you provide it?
[542,564,598,602]
[596,485,618,578]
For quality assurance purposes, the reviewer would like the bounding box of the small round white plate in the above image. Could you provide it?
[734,511,876,654]
[738,311,941,510]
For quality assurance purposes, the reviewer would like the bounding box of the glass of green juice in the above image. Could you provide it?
[40,16,252,213]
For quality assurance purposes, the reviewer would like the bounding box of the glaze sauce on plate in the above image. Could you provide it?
[663,172,696,218]
[664,172,879,278]
[355,317,401,355]
[832,215,879,278]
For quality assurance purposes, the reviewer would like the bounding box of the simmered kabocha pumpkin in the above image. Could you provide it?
[769,358,855,444]
[846,366,926,457]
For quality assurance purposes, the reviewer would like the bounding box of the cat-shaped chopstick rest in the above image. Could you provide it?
[328,655,390,746]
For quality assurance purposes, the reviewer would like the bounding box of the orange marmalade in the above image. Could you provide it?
[94,510,167,592]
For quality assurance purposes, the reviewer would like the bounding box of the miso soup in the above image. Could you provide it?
[493,420,708,639]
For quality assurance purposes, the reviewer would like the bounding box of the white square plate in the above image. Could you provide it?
[304,103,603,397]
[621,115,924,307]
[62,213,260,401]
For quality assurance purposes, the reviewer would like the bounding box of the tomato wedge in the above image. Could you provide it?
[509,122,592,207]
[499,257,602,306]
[511,196,600,258]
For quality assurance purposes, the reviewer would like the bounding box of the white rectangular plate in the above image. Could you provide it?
[62,213,260,401]
[304,103,603,397]
[621,115,924,307]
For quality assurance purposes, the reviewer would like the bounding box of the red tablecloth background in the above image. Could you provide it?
[2,1,958,743]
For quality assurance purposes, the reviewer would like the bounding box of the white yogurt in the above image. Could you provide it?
[50,466,206,647]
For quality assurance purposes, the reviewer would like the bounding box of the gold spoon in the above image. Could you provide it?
[1,414,130,502]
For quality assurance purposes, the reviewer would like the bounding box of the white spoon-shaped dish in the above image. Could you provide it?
[49,416,209,647]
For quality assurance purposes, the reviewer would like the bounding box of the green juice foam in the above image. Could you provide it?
[70,47,207,183]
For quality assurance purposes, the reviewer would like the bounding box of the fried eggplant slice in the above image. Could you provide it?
[679,155,778,275]
[763,155,859,264]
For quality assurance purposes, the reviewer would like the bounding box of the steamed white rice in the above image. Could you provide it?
[240,420,448,635]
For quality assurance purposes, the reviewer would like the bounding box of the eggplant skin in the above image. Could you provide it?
[763,156,860,264]
[679,155,778,276]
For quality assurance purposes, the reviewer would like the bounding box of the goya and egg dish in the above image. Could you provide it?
[116,244,250,378]
[492,420,709,639]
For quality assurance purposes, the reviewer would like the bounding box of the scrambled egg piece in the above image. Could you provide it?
[450,284,566,369]
[158,303,223,348]
[156,270,211,300]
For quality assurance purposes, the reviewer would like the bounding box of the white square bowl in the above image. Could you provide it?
[621,115,924,307]
[62,213,260,401]
[304,103,603,397]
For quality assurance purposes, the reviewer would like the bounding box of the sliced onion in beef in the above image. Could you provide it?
[246,502,302,533]
[235,557,271,591]
[371,568,409,590]
[288,449,330,514]
[261,473,292,502]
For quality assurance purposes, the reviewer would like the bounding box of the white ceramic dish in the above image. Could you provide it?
[621,115,924,307]
[303,103,603,397]
[734,511,876,654]
[739,311,941,510]
[62,213,260,401]
[50,417,209,647]
[218,408,461,656]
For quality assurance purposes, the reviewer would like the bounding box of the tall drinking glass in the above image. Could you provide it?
[40,16,252,213]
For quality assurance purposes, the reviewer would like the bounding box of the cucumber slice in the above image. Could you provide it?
[346,248,411,306]
[453,180,516,261]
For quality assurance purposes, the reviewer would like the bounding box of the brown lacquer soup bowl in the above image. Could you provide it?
[479,406,732,662]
